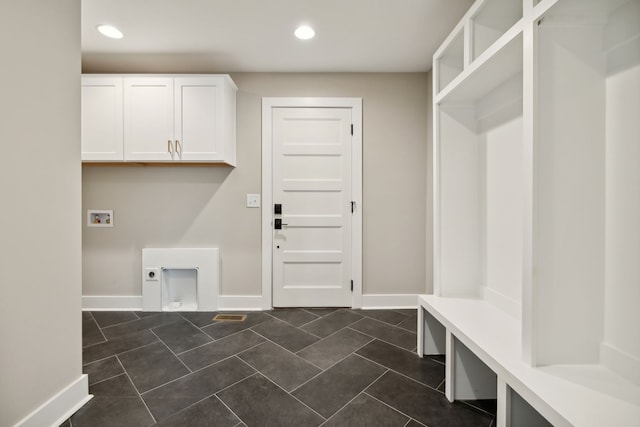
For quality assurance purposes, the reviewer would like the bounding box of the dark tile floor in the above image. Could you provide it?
[65,308,496,426]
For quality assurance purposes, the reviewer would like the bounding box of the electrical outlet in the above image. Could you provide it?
[145,268,160,281]
[247,194,261,208]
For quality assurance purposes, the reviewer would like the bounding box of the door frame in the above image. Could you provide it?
[261,97,363,309]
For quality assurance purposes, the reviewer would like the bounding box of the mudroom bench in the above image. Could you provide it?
[417,295,640,427]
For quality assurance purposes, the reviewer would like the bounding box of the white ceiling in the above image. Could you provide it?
[82,0,473,73]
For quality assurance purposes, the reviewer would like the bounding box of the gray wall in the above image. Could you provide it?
[0,0,83,425]
[82,72,432,299]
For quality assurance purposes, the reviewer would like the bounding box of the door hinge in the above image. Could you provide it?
[351,280,354,291]
[351,201,355,213]
[351,124,354,135]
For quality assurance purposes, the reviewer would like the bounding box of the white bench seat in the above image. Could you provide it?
[417,295,640,427]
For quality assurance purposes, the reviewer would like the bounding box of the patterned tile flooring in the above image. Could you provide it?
[64,308,496,426]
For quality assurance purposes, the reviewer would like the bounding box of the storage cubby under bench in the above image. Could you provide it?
[417,295,640,426]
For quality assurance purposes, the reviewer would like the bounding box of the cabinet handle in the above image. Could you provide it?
[167,140,173,154]
[176,140,181,155]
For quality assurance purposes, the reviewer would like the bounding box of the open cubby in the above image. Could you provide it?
[436,29,465,93]
[531,0,640,380]
[420,307,447,355]
[452,337,497,400]
[471,0,523,61]
[436,36,523,318]
[509,387,553,427]
[439,32,522,104]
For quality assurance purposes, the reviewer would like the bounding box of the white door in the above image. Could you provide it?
[81,76,124,161]
[272,107,353,307]
[174,77,220,161]
[124,77,174,161]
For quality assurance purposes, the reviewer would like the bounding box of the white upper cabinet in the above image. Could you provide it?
[81,76,124,161]
[174,77,236,163]
[124,77,174,162]
[82,74,237,165]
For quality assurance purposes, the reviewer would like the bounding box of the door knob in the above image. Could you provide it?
[274,219,288,230]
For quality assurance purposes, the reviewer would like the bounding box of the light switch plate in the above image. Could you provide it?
[247,194,261,208]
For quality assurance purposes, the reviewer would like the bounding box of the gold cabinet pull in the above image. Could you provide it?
[176,140,181,155]
[167,140,173,154]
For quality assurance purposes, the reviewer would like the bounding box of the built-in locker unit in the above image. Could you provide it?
[420,0,640,425]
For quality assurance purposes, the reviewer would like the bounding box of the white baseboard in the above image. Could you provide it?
[82,295,142,311]
[482,286,521,320]
[218,295,263,311]
[82,294,263,312]
[360,294,418,309]
[83,294,417,311]
[15,374,91,427]
[600,342,640,385]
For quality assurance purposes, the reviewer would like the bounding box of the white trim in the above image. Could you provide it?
[360,294,418,309]
[82,295,264,312]
[261,100,273,310]
[497,377,510,427]
[261,97,363,310]
[521,15,537,366]
[82,295,142,311]
[433,80,442,297]
[82,294,420,311]
[600,342,640,386]
[14,375,91,427]
[218,295,263,311]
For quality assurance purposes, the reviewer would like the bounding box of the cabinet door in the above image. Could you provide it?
[174,77,223,161]
[81,76,123,161]
[124,77,174,161]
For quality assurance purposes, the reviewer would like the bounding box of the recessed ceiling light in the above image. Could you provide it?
[294,25,315,40]
[96,24,123,39]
